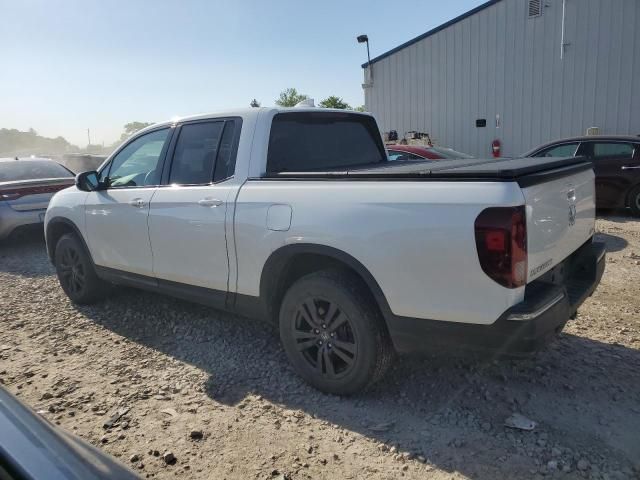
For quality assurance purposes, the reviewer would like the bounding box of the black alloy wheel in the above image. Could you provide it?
[57,244,86,296]
[630,186,640,216]
[54,233,110,304]
[291,297,358,379]
[279,269,393,395]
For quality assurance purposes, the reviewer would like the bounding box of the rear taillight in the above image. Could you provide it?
[0,183,69,201]
[474,206,527,288]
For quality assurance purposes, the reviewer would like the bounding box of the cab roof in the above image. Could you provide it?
[144,107,373,132]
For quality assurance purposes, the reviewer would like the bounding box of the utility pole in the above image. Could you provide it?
[87,128,91,146]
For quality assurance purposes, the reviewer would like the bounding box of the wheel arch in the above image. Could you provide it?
[46,217,92,265]
[258,243,393,325]
[625,183,640,207]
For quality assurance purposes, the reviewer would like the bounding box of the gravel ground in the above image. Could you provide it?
[1,214,639,480]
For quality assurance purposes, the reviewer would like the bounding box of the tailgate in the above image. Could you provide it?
[522,167,596,282]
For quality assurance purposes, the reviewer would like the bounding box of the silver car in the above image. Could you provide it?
[0,157,75,240]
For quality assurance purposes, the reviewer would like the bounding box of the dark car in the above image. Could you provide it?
[0,385,139,479]
[387,144,474,161]
[525,136,640,215]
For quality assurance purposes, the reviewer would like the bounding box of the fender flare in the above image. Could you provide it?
[259,243,393,321]
[45,217,93,264]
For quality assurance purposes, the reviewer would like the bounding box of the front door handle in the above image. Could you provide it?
[129,198,146,208]
[621,165,640,170]
[198,198,223,207]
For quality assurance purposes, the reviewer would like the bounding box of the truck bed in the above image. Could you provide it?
[264,156,592,186]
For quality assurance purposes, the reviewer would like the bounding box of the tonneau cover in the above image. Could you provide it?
[265,156,592,182]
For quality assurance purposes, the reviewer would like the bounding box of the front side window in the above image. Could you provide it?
[266,112,387,173]
[169,122,224,185]
[592,142,634,160]
[534,143,579,158]
[105,129,169,187]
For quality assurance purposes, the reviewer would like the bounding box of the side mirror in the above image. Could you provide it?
[75,171,101,192]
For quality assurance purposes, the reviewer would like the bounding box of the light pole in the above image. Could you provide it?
[357,34,372,84]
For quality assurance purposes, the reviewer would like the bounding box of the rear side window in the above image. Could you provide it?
[592,142,634,159]
[0,160,73,182]
[169,122,224,185]
[213,121,238,182]
[266,112,386,173]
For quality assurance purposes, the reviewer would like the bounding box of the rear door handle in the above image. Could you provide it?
[129,198,146,208]
[198,198,223,207]
[621,165,640,170]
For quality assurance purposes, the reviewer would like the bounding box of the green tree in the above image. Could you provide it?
[275,88,309,107]
[0,127,77,157]
[250,98,261,108]
[354,105,366,112]
[119,121,153,141]
[319,96,351,109]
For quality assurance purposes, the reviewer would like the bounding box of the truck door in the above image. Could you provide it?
[147,119,241,305]
[84,128,171,276]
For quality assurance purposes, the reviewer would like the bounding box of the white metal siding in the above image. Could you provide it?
[364,0,640,157]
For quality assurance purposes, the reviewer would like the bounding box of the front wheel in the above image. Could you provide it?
[54,233,110,304]
[629,186,640,217]
[279,269,394,395]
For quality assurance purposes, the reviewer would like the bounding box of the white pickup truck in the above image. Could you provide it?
[45,108,605,394]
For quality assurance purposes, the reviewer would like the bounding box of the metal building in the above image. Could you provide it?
[362,0,640,157]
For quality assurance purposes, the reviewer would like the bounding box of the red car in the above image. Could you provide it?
[386,144,474,161]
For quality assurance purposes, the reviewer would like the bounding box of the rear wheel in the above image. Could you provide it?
[279,269,393,395]
[54,233,110,304]
[629,186,640,217]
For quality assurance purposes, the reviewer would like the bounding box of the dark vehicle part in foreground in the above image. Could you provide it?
[0,386,139,480]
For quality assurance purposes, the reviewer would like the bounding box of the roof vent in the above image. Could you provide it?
[294,98,315,108]
[528,0,542,17]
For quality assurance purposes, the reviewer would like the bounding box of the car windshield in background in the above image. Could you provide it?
[429,146,474,159]
[0,160,73,182]
[266,112,387,173]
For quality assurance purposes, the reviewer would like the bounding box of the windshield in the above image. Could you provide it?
[0,160,73,182]
[266,112,387,173]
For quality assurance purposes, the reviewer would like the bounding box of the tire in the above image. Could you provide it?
[279,269,394,395]
[629,186,640,217]
[54,233,110,304]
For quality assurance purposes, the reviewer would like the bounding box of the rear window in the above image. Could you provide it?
[266,112,387,173]
[0,160,73,182]
[387,150,426,161]
[429,146,474,159]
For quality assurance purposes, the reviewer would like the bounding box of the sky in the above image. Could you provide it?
[1,0,485,147]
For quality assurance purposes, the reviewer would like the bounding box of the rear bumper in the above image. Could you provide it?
[387,240,606,355]
[0,203,46,240]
